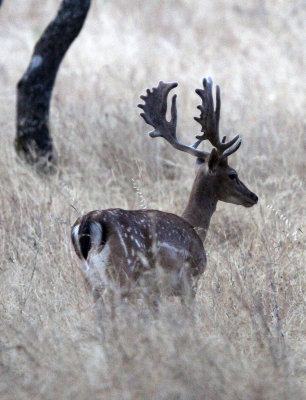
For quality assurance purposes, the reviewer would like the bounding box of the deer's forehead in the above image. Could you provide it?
[219,164,236,174]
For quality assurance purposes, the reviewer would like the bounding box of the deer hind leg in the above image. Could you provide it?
[81,242,114,300]
[180,272,196,307]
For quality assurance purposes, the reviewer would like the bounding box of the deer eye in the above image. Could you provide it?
[229,174,237,180]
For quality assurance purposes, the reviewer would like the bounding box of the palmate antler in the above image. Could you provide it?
[194,77,241,159]
[138,78,241,161]
[138,81,209,159]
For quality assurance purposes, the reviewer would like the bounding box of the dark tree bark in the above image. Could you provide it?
[15,0,91,172]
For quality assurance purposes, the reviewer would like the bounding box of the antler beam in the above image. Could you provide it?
[138,81,210,159]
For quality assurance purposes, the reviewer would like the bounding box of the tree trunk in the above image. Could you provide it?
[15,0,91,172]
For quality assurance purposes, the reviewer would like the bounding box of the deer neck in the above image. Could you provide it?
[182,174,217,241]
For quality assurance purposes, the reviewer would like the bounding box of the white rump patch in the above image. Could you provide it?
[90,221,102,247]
[71,225,81,254]
[72,224,80,242]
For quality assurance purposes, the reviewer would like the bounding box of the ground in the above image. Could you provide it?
[0,1,305,399]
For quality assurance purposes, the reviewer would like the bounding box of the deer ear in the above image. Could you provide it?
[208,148,219,172]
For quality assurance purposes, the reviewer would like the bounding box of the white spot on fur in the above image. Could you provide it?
[159,242,189,257]
[117,230,128,257]
[135,238,141,248]
[137,252,149,268]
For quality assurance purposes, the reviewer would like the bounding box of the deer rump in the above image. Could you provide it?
[71,208,206,297]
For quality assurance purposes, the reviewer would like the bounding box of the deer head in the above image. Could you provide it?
[138,78,258,212]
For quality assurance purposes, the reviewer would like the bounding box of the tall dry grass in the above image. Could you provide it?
[0,1,305,399]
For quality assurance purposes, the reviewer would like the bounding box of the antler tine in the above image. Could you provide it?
[138,81,178,139]
[194,77,240,155]
[138,81,209,159]
[220,137,242,159]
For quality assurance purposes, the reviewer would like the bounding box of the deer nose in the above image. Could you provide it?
[250,192,258,203]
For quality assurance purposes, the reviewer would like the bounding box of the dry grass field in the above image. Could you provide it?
[0,1,305,399]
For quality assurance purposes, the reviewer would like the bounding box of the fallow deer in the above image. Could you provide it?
[71,78,258,300]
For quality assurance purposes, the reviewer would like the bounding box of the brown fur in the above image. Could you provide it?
[71,208,206,298]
